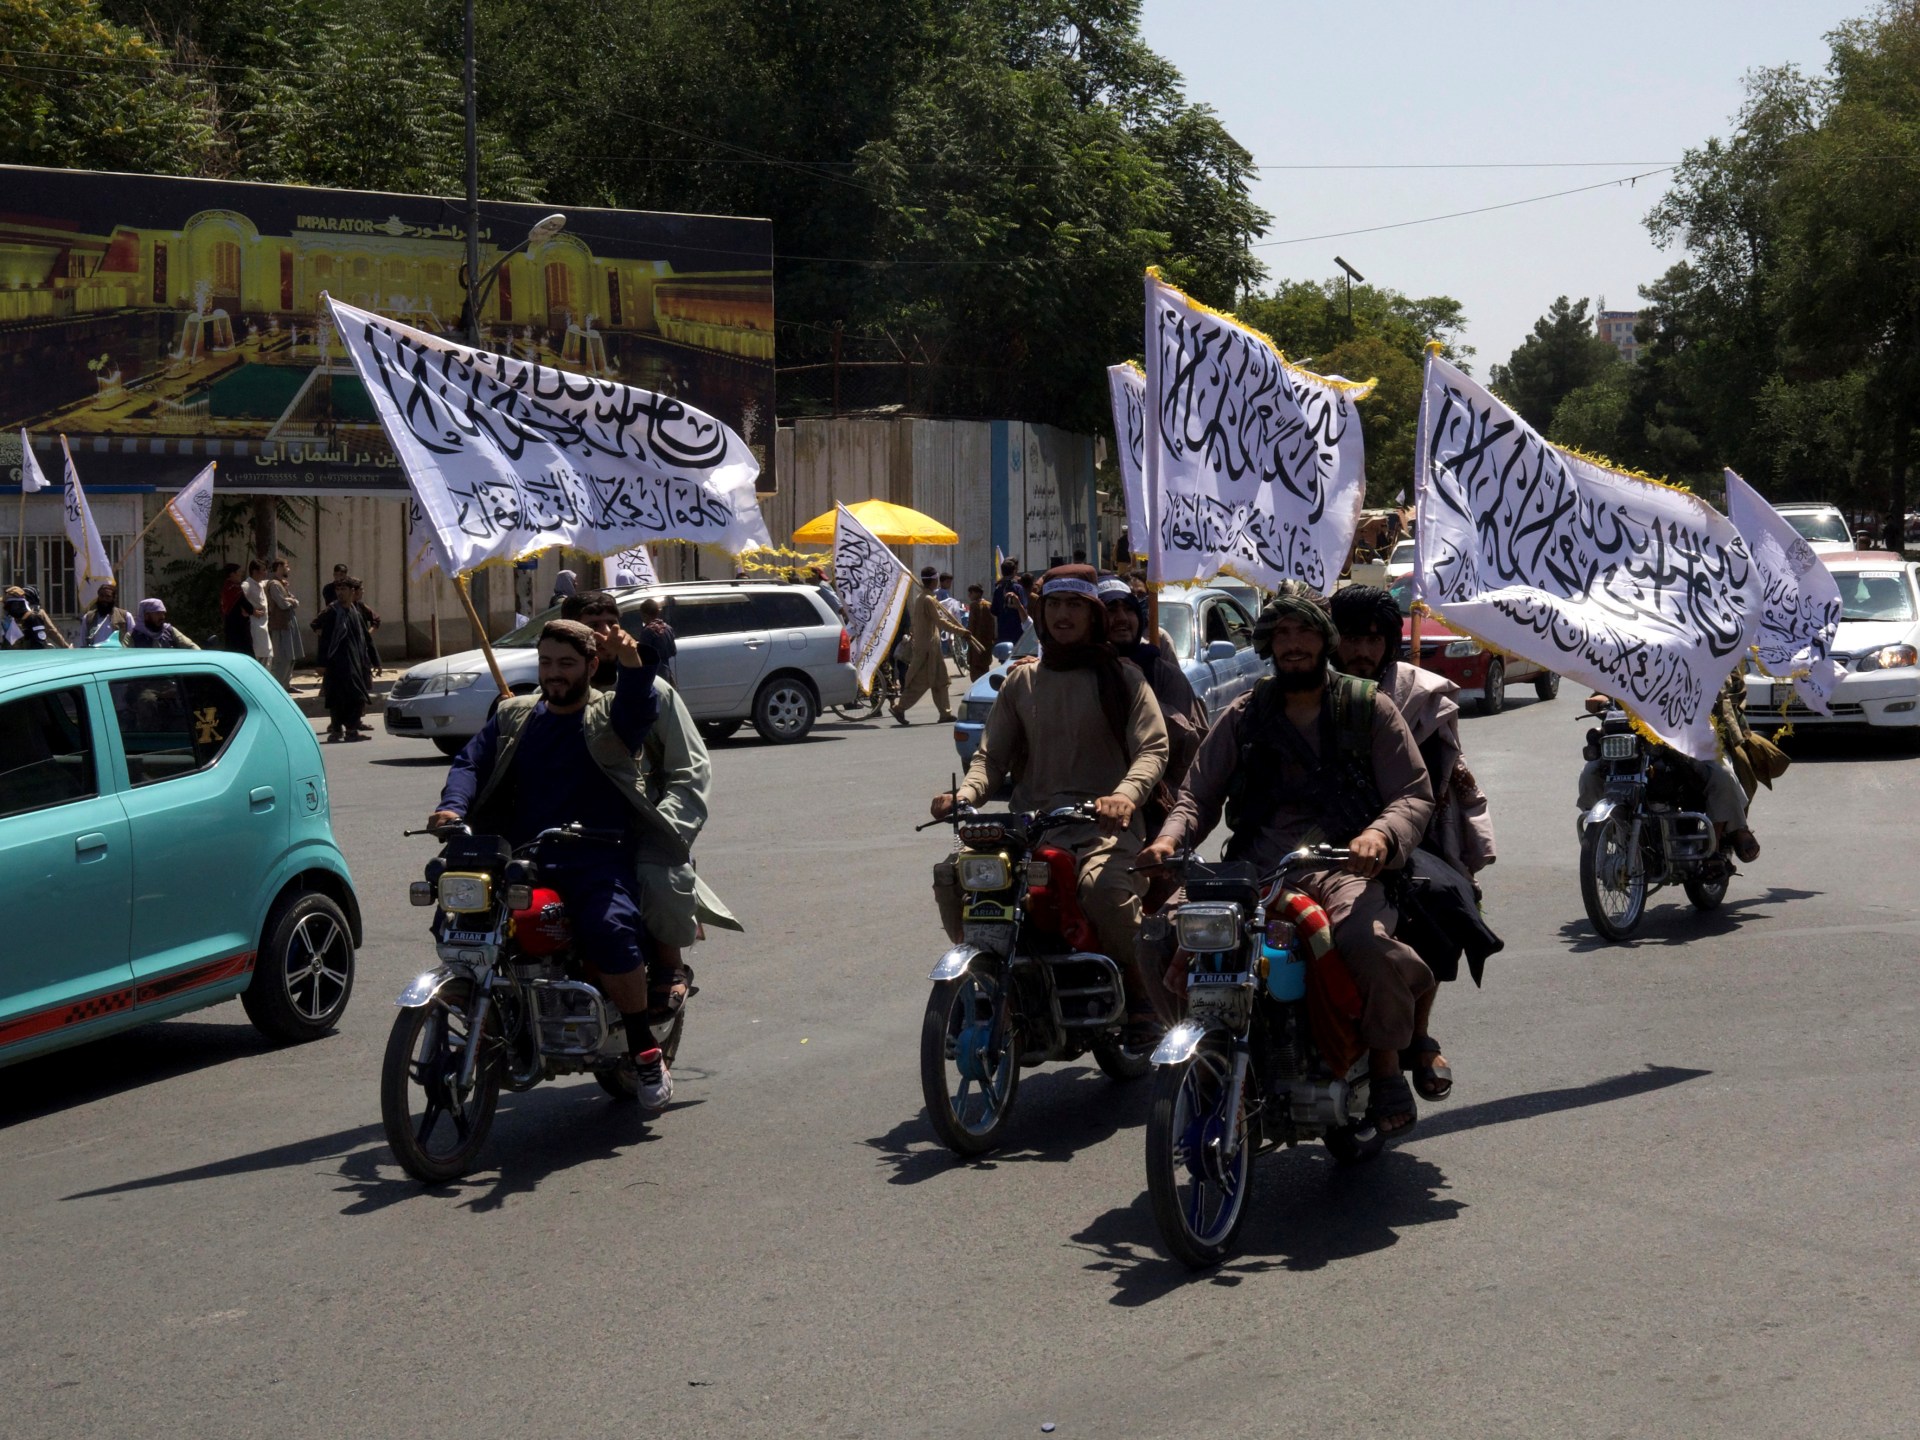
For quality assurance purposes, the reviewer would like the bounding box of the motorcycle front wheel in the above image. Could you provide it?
[381,982,502,1184]
[920,970,1021,1156]
[1146,1040,1252,1269]
[1579,810,1647,941]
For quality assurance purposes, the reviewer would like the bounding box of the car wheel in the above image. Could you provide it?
[432,737,467,757]
[698,719,743,741]
[751,675,816,743]
[242,891,356,1043]
[1480,658,1506,714]
[1534,671,1560,701]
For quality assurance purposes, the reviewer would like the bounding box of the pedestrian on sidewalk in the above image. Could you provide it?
[242,558,273,668]
[893,565,978,725]
[322,563,349,606]
[312,578,372,741]
[266,558,302,691]
[966,583,996,681]
[220,563,254,653]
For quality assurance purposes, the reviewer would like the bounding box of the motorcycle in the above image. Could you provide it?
[379,823,689,1183]
[1144,846,1384,1269]
[1576,705,1734,941]
[920,803,1157,1157]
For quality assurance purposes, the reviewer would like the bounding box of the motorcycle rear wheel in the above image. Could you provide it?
[1684,870,1729,911]
[1579,810,1647,941]
[1092,1031,1155,1081]
[380,983,502,1184]
[1146,1042,1253,1269]
[920,971,1020,1156]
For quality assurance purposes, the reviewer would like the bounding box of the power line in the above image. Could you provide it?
[1252,168,1676,248]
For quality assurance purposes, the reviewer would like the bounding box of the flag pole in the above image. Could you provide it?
[454,572,510,696]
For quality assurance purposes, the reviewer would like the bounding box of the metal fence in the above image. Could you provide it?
[2,534,128,617]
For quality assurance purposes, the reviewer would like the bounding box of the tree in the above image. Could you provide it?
[1488,296,1623,431]
[0,0,219,174]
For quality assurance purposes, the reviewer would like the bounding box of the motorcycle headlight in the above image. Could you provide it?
[1444,638,1482,658]
[1860,644,1918,671]
[958,853,1011,891]
[1177,903,1241,954]
[1601,734,1639,760]
[437,871,493,913]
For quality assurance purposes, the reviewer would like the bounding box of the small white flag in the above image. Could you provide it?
[61,436,115,605]
[1723,468,1843,714]
[1106,362,1149,563]
[833,502,914,692]
[20,430,50,494]
[164,462,217,554]
[607,543,659,587]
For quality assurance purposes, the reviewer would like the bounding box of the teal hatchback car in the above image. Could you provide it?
[0,649,361,1067]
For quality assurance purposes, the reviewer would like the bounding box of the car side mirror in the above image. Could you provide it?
[1205,640,1237,663]
[992,642,1013,663]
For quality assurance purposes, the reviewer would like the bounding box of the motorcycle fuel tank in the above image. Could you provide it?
[511,889,572,956]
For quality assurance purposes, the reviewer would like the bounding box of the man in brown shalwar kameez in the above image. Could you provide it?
[1140,590,1435,1138]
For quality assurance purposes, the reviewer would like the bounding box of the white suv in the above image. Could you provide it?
[1773,503,1854,553]
[385,580,857,751]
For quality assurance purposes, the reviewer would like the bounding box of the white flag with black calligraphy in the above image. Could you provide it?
[60,437,115,604]
[607,543,659,588]
[1107,362,1149,561]
[1723,468,1841,714]
[325,296,772,575]
[164,462,217,554]
[832,501,913,692]
[1415,353,1758,760]
[1143,271,1368,593]
[19,430,50,494]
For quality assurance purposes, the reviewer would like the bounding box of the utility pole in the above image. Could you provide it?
[1334,255,1364,339]
[463,0,482,350]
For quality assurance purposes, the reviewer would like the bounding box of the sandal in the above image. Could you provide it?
[1731,830,1761,863]
[1366,1072,1418,1140]
[1400,1036,1453,1101]
[646,962,697,1024]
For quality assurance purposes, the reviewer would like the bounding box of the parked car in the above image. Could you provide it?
[951,586,1264,768]
[1383,538,1418,584]
[1774,503,1854,554]
[0,650,361,1068]
[1387,576,1559,713]
[1745,551,1920,733]
[385,580,858,751]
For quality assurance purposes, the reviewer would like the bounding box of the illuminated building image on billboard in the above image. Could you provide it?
[0,165,775,495]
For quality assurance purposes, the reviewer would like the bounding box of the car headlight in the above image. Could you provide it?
[1858,644,1918,671]
[958,854,1011,891]
[437,872,493,913]
[1177,903,1241,953]
[1444,639,1482,658]
[960,698,995,725]
[428,672,484,694]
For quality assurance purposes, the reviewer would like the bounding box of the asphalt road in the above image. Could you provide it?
[5,685,1920,1439]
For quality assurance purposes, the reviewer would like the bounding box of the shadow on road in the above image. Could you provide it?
[57,1078,699,1215]
[0,1018,280,1127]
[1070,1063,1708,1306]
[368,754,450,768]
[1557,886,1823,951]
[864,1064,1151,1184]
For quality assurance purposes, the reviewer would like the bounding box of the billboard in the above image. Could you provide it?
[0,165,775,495]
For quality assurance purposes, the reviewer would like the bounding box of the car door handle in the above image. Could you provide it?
[250,786,277,812]
[74,832,108,858]
[741,638,764,649]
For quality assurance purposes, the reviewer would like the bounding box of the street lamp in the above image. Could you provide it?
[460,212,565,348]
[1333,255,1364,337]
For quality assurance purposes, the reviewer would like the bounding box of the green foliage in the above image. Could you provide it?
[0,0,220,173]
[1488,296,1624,432]
[1234,277,1470,502]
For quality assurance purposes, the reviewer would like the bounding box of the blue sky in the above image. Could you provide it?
[1139,0,1869,369]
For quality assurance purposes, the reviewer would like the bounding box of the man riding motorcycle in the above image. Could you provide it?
[425,619,674,1106]
[1331,584,1499,1103]
[1139,590,1435,1138]
[930,564,1170,1038]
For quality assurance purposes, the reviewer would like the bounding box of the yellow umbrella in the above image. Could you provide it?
[792,498,959,546]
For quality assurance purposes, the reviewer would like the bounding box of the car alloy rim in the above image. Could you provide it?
[766,684,809,733]
[286,912,351,1020]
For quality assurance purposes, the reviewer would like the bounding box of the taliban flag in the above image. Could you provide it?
[1723,468,1842,714]
[164,462,217,554]
[325,296,772,577]
[1142,269,1368,593]
[832,501,913,692]
[60,436,115,604]
[1106,361,1149,563]
[1414,352,1759,760]
[19,430,50,493]
[607,542,659,587]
